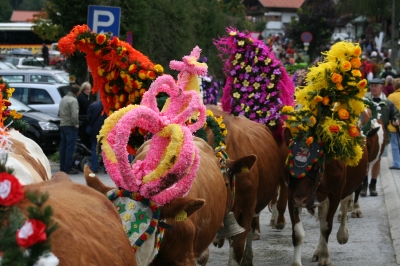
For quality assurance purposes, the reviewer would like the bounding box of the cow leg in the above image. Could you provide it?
[275,181,288,230]
[351,185,363,218]
[252,214,260,240]
[288,202,304,266]
[270,202,278,228]
[242,229,255,266]
[196,248,209,266]
[337,194,351,222]
[337,197,349,244]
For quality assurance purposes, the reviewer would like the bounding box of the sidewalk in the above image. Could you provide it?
[380,144,400,265]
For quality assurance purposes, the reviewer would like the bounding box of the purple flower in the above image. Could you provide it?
[240,86,248,92]
[255,75,263,82]
[249,113,256,119]
[238,74,244,80]
[252,66,259,73]
[247,99,254,106]
[254,92,261,99]
[239,111,245,116]
[249,77,255,83]
[240,98,247,104]
[273,69,281,75]
[247,86,254,93]
[244,73,250,80]
[235,65,241,70]
[235,105,242,112]
[230,69,237,76]
[234,83,241,89]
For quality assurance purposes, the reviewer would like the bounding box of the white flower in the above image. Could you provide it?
[0,179,11,199]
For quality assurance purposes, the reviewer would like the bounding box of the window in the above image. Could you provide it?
[265,15,282,22]
[12,87,29,104]
[31,75,57,83]
[28,89,54,104]
[0,75,24,82]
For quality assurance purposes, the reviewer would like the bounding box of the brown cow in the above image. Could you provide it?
[207,105,288,265]
[16,172,138,265]
[284,126,379,266]
[84,137,256,266]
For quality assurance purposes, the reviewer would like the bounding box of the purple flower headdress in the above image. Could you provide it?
[214,28,294,139]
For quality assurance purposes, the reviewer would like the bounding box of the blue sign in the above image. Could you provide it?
[88,5,121,37]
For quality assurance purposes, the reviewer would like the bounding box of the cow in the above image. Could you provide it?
[206,105,288,265]
[283,125,380,266]
[84,137,256,266]
[15,172,138,266]
[7,129,52,184]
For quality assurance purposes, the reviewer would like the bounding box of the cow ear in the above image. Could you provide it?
[159,197,205,220]
[284,127,293,146]
[228,154,257,175]
[366,127,380,137]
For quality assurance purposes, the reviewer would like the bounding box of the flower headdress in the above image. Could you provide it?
[0,79,29,132]
[214,28,294,139]
[58,24,164,115]
[282,41,367,166]
[98,47,208,205]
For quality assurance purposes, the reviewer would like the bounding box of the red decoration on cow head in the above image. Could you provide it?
[16,219,47,248]
[0,172,24,206]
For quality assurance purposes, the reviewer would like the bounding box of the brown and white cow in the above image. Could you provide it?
[16,172,138,265]
[207,105,288,265]
[284,126,379,266]
[84,137,256,266]
[7,129,51,184]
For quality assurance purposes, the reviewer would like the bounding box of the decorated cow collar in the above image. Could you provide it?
[107,188,165,256]
[287,139,324,179]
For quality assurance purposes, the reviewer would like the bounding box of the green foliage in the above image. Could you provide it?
[0,0,13,22]
[15,0,47,10]
[334,0,392,20]
[285,0,336,62]
[0,191,58,266]
[284,63,308,75]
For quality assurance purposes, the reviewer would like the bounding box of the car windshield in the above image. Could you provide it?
[9,97,32,112]
[54,72,70,83]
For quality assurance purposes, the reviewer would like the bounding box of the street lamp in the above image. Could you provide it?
[345,23,354,41]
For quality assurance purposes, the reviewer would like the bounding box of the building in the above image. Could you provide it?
[10,11,39,22]
[244,0,306,39]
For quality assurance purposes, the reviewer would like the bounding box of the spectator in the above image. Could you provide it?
[42,43,49,66]
[383,75,395,97]
[86,101,107,173]
[380,62,397,79]
[388,79,400,169]
[77,82,92,147]
[59,84,80,174]
[362,78,400,196]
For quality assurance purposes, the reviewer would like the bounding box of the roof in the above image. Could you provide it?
[258,0,305,9]
[10,11,39,22]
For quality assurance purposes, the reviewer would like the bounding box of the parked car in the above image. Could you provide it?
[9,82,69,116]
[0,56,52,70]
[8,97,60,154]
[0,69,70,83]
[0,62,17,69]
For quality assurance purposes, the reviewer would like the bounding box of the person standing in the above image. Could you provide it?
[42,43,49,66]
[383,75,395,97]
[362,78,400,196]
[388,79,400,169]
[77,82,92,147]
[59,84,80,174]
[86,101,107,173]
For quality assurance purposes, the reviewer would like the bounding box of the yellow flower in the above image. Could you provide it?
[353,45,362,56]
[306,136,314,146]
[356,79,367,89]
[233,92,241,99]
[338,109,349,120]
[261,73,267,78]
[264,58,272,65]
[269,120,276,126]
[154,64,164,74]
[309,116,316,126]
[234,77,238,84]
[254,56,258,63]
[232,60,238,66]
[235,53,242,60]
[242,80,249,86]
[240,62,246,68]
[245,65,252,73]
[253,82,260,90]
[271,74,275,80]
[351,69,362,77]
[350,58,361,69]
[267,83,274,89]
[331,73,343,84]
[314,95,323,102]
[248,93,254,98]
[341,60,352,72]
[238,40,245,46]
[336,83,344,90]
[245,106,250,112]
[282,105,294,113]
[229,31,237,36]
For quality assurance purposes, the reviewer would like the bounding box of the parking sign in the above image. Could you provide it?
[88,5,121,37]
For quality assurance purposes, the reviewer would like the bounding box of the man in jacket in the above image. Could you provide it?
[362,78,400,196]
[59,84,80,174]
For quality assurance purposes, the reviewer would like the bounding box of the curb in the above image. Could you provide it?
[380,150,400,265]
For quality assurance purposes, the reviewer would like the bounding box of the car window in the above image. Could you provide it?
[0,75,24,82]
[29,89,54,104]
[58,85,69,97]
[32,60,44,67]
[12,87,28,104]
[2,58,19,65]
[30,75,57,83]
[54,72,69,83]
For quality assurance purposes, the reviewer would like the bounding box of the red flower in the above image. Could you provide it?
[329,125,340,133]
[16,219,47,248]
[0,173,24,206]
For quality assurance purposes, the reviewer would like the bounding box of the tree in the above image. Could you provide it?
[15,0,47,11]
[0,0,13,22]
[285,0,337,63]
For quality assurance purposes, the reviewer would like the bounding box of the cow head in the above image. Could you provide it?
[225,155,257,215]
[284,128,322,208]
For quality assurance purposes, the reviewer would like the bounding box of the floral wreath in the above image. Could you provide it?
[282,41,367,166]
[98,73,206,205]
[0,79,29,132]
[58,24,164,116]
[214,28,294,139]
[0,129,58,265]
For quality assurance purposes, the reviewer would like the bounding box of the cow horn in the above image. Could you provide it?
[216,212,245,239]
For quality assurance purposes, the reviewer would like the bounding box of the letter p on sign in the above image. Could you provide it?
[88,5,121,37]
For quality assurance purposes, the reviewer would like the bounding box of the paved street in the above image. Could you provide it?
[50,145,400,266]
